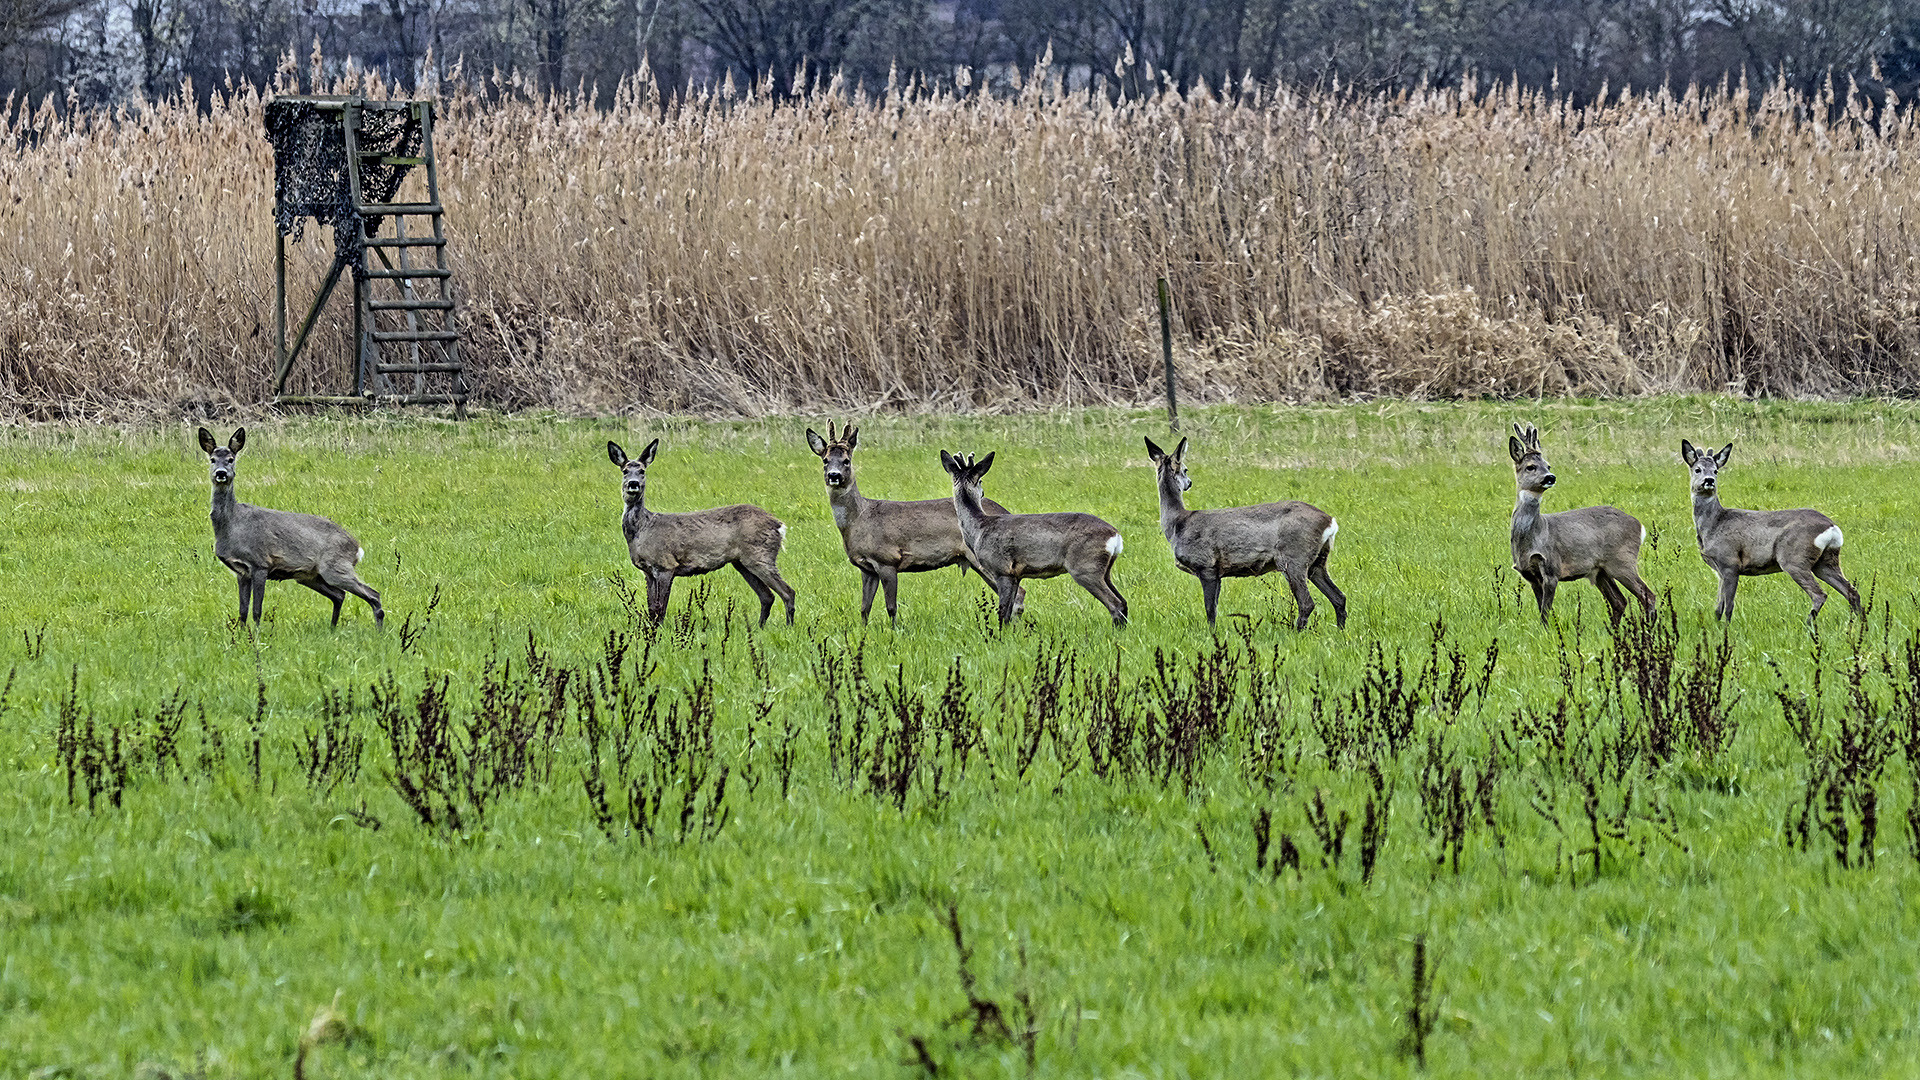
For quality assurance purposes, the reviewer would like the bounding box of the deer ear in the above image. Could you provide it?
[975,451,994,478]
[805,429,827,457]
[844,426,859,450]
[1715,443,1733,467]
[1680,440,1698,465]
[940,449,958,476]
[638,438,660,467]
[607,441,627,466]
[228,428,246,454]
[197,427,217,454]
[1174,437,1188,462]
[1144,436,1164,462]
[1508,435,1525,463]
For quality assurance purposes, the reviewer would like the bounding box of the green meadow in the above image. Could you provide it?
[3,399,1920,1078]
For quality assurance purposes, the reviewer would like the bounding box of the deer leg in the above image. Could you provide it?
[321,565,383,628]
[1072,568,1128,627]
[1785,564,1828,622]
[1593,572,1628,626]
[1813,557,1863,615]
[249,567,268,624]
[644,570,673,625]
[766,567,797,626]
[301,578,347,627]
[858,570,880,624]
[235,570,251,622]
[733,562,777,627]
[1715,567,1745,620]
[1536,575,1558,624]
[876,566,901,625]
[995,576,1021,626]
[1617,570,1657,618]
[1284,566,1316,631]
[1198,572,1222,625]
[1308,557,1348,629]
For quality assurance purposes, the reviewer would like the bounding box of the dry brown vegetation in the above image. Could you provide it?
[3,63,1919,420]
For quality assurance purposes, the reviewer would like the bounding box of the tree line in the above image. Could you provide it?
[3,0,1919,111]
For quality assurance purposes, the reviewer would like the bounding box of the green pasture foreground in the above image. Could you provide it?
[4,399,1920,1078]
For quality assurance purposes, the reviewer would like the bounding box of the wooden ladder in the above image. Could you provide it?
[347,99,465,414]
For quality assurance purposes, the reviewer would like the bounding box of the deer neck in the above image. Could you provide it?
[210,482,236,531]
[826,473,864,532]
[1511,489,1546,545]
[622,491,651,541]
[1692,489,1726,540]
[952,484,990,547]
[1157,470,1190,540]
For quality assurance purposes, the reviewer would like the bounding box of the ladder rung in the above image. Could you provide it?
[357,202,443,215]
[364,236,445,248]
[376,363,465,374]
[376,393,468,406]
[360,154,426,166]
[371,330,459,343]
[368,299,455,311]
[364,268,451,279]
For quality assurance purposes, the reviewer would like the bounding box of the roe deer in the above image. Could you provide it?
[1680,439,1861,622]
[1145,437,1346,629]
[1508,424,1654,626]
[608,438,795,627]
[197,427,384,629]
[805,421,1024,624]
[940,450,1127,627]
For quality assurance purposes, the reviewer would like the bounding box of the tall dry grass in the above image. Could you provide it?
[3,64,1918,420]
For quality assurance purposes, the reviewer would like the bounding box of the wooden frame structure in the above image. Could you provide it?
[268,95,466,415]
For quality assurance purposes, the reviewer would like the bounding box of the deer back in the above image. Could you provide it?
[1697,505,1840,571]
[841,494,1010,570]
[625,503,785,573]
[971,510,1119,578]
[1171,500,1333,576]
[221,502,362,578]
[1530,505,1643,578]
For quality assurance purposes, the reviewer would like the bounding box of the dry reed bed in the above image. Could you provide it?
[2,67,1918,419]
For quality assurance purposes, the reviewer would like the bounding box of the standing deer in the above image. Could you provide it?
[608,439,795,627]
[804,421,1024,624]
[1508,423,1655,625]
[1145,437,1346,629]
[1681,439,1862,622]
[940,450,1128,627]
[197,427,384,629]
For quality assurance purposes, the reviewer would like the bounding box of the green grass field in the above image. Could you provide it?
[4,399,1920,1078]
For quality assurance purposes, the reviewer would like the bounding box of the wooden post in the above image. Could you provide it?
[1157,276,1178,433]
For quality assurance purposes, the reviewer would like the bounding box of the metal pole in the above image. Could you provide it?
[1157,276,1178,433]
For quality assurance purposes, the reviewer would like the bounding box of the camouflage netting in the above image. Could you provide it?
[264,98,423,278]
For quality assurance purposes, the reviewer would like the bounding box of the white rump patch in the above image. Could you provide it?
[1106,533,1124,557]
[1640,525,1646,546]
[356,547,365,564]
[1321,519,1339,548]
[1814,525,1843,551]
[778,522,788,547]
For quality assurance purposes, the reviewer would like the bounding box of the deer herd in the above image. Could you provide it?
[193,421,1862,632]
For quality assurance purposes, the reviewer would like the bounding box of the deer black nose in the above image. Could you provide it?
[1542,473,1556,487]
[824,470,844,486]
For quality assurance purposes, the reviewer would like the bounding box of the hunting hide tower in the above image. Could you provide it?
[265,95,466,413]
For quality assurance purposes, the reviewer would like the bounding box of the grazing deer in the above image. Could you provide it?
[1508,423,1655,626]
[940,450,1128,627]
[196,427,384,629]
[1145,437,1346,629]
[608,438,795,627]
[1681,439,1862,622]
[805,421,1024,624]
